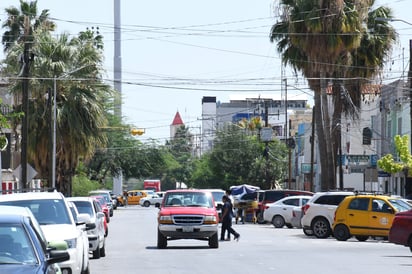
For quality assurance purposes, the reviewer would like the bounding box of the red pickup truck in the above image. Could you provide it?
[156,189,219,249]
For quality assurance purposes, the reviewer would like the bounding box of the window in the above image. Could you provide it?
[348,198,369,211]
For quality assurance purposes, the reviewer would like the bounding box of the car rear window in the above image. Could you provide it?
[314,195,348,206]
[263,191,285,202]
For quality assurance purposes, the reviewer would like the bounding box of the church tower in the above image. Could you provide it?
[170,111,184,138]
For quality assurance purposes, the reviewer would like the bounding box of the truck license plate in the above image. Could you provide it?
[182,226,194,232]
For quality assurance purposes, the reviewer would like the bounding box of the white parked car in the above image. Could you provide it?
[300,191,354,238]
[67,197,106,259]
[0,191,91,274]
[139,194,163,207]
[263,195,312,228]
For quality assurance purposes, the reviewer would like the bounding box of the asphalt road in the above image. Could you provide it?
[90,205,412,274]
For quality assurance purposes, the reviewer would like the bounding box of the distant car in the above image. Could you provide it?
[257,190,314,224]
[0,205,69,274]
[389,209,412,252]
[67,197,107,259]
[0,191,91,274]
[201,189,226,219]
[117,190,147,206]
[263,195,312,228]
[156,189,219,249]
[333,194,412,241]
[91,195,110,223]
[139,194,163,207]
[89,190,114,215]
[301,191,354,238]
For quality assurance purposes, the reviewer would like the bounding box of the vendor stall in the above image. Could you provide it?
[230,184,260,224]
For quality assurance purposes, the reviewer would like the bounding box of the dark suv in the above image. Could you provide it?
[257,190,313,223]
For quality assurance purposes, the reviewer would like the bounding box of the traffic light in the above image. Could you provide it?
[362,127,372,145]
[286,138,295,149]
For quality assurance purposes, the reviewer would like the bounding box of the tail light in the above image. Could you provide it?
[302,204,310,215]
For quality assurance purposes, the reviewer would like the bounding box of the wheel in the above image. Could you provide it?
[144,201,150,207]
[92,245,101,259]
[100,242,106,257]
[408,237,412,253]
[157,229,167,249]
[81,260,90,274]
[311,217,331,238]
[334,224,350,241]
[355,236,369,242]
[303,228,313,236]
[272,215,285,228]
[208,232,219,248]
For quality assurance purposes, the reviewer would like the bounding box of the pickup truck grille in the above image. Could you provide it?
[173,215,204,225]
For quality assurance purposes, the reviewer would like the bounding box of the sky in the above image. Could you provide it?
[0,0,411,142]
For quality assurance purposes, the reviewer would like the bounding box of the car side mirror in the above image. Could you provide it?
[47,240,70,264]
[76,213,91,226]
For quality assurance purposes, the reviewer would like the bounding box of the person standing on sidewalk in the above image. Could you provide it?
[220,195,240,241]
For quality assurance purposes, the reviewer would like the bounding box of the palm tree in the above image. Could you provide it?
[2,28,112,196]
[1,0,55,52]
[270,0,395,190]
[330,3,396,189]
[1,0,55,189]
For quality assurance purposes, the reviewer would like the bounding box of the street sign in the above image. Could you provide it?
[13,164,38,184]
[260,127,273,142]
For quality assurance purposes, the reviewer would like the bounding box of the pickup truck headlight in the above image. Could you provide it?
[158,215,173,224]
[204,215,218,224]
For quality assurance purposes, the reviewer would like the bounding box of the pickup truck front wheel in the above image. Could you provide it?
[208,232,219,248]
[157,230,167,249]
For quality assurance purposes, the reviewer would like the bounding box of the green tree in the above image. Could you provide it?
[202,124,287,190]
[2,28,112,196]
[270,0,395,190]
[166,125,194,188]
[378,135,412,174]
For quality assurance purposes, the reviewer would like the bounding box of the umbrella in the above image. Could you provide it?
[230,184,260,196]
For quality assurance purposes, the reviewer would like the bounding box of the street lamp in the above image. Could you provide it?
[375,17,412,26]
[50,65,92,189]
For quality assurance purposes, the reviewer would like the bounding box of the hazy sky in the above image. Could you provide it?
[0,0,411,142]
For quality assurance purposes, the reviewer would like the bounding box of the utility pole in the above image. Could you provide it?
[264,101,270,188]
[21,16,31,189]
[114,0,122,118]
[310,106,315,192]
[409,40,412,152]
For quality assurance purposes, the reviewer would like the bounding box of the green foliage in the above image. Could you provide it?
[378,135,412,174]
[72,174,101,197]
[193,124,288,190]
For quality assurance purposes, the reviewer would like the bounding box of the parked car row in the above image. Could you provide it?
[0,191,91,274]
[0,189,119,273]
[261,190,412,253]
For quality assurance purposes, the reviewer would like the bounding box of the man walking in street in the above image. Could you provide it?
[220,195,240,241]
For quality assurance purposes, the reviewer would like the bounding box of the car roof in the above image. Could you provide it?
[67,197,95,202]
[312,191,354,197]
[0,213,26,223]
[0,191,65,201]
[200,189,225,193]
[0,205,35,217]
[165,189,210,193]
